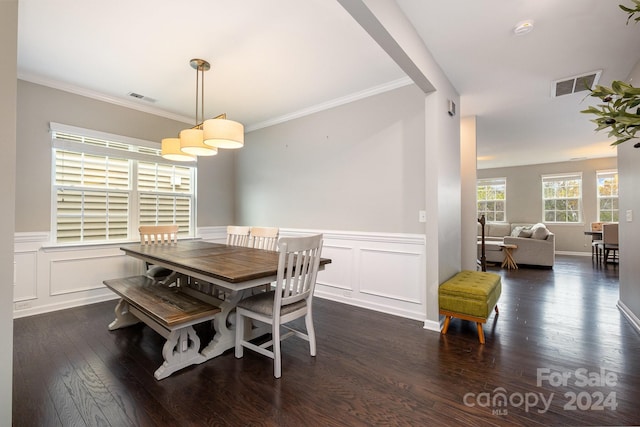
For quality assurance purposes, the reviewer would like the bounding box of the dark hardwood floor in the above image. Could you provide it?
[13,255,640,426]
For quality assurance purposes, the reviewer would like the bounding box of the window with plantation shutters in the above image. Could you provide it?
[138,162,193,230]
[51,123,196,244]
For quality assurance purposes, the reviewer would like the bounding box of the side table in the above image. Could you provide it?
[500,243,518,270]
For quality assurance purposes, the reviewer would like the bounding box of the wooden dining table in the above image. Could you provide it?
[117,240,331,366]
[584,230,603,239]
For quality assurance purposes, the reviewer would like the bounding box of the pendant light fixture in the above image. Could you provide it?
[161,58,244,161]
[203,114,244,149]
[161,137,196,161]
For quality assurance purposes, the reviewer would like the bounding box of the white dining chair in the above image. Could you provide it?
[226,225,251,246]
[248,226,279,251]
[138,224,179,285]
[235,234,323,378]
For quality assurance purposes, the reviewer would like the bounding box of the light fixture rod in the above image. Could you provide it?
[189,59,210,127]
[189,113,227,130]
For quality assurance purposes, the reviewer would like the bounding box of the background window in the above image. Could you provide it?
[52,124,196,244]
[542,173,582,223]
[597,170,619,222]
[477,178,506,222]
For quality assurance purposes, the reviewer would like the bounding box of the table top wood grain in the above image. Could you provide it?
[120,240,331,284]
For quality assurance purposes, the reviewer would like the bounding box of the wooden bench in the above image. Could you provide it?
[438,270,501,344]
[103,275,221,380]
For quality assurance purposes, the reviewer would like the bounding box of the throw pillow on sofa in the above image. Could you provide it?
[511,225,533,238]
[531,223,550,240]
[511,226,524,237]
[519,229,534,238]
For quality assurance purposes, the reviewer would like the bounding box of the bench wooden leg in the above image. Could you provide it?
[108,299,141,331]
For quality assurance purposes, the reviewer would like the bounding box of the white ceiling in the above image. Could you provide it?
[17,0,640,169]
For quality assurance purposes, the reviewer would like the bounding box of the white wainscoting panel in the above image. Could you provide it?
[49,253,135,295]
[14,252,37,301]
[359,248,422,303]
[316,244,354,292]
[283,229,427,321]
[15,228,428,322]
[13,233,140,318]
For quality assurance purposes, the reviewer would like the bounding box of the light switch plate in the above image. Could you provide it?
[419,210,426,223]
[626,209,633,222]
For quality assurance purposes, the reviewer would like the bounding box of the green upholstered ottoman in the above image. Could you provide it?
[439,270,501,343]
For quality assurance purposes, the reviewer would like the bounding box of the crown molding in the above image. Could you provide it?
[18,72,193,124]
[245,76,413,132]
[19,71,413,133]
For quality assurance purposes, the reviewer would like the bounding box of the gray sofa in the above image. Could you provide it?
[478,222,555,268]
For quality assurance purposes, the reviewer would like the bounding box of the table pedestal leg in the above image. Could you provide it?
[200,289,272,360]
[200,290,246,359]
[155,327,205,380]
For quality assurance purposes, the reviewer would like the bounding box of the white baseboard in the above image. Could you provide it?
[423,319,441,332]
[555,251,591,257]
[617,300,640,334]
[13,292,119,319]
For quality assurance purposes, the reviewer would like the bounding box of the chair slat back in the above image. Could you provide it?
[249,226,279,251]
[591,222,603,232]
[275,234,323,309]
[602,223,619,245]
[139,225,179,245]
[226,226,251,246]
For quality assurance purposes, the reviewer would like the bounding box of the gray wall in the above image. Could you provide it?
[618,139,640,321]
[477,157,617,253]
[16,80,236,232]
[619,62,640,323]
[236,84,425,233]
[461,116,478,270]
[1,2,17,423]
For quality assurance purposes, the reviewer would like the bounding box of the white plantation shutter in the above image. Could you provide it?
[51,123,196,244]
[138,162,193,235]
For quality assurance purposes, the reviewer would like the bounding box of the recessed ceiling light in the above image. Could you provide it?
[513,20,534,36]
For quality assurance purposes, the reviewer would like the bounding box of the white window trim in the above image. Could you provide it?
[50,122,197,246]
[477,177,507,223]
[596,169,619,223]
[541,172,583,224]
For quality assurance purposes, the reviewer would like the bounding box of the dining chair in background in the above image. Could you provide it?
[590,222,603,262]
[235,234,324,378]
[226,226,251,246]
[248,226,279,251]
[601,223,619,264]
[248,227,280,292]
[138,224,179,285]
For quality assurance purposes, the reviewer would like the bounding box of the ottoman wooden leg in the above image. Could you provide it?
[477,323,485,344]
[441,315,452,335]
[495,305,499,315]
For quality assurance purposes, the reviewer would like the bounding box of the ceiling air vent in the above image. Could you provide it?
[552,70,601,97]
[127,92,157,103]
